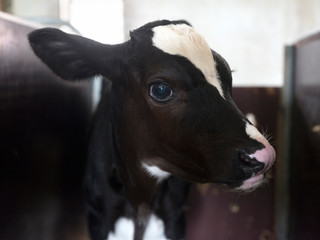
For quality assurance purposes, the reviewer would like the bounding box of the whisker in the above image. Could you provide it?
[260,126,274,142]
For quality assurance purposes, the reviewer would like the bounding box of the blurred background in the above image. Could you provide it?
[1,0,320,240]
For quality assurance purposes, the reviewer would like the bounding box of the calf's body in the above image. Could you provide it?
[28,20,275,240]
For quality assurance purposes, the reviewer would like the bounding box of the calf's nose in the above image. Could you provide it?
[248,142,276,172]
[245,122,276,173]
[238,151,265,174]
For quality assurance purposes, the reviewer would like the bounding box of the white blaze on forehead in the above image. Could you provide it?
[152,24,225,99]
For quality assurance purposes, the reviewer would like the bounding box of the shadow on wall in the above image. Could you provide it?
[0,12,92,240]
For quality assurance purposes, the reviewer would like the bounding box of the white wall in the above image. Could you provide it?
[124,0,320,86]
[11,0,59,18]
[67,0,124,44]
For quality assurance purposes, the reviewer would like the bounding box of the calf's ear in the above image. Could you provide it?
[28,28,125,81]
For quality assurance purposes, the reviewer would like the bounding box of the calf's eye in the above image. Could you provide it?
[149,83,174,102]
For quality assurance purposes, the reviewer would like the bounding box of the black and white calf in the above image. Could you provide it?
[28,20,276,240]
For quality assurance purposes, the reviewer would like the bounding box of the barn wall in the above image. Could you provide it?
[8,0,59,18]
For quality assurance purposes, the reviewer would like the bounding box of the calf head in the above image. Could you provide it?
[28,20,275,191]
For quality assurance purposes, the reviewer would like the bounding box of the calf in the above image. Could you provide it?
[28,20,275,240]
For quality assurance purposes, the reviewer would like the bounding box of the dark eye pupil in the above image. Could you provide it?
[150,84,173,102]
[154,85,170,96]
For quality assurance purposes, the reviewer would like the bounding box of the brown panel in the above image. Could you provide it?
[0,13,92,240]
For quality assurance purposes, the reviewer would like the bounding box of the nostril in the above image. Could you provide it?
[239,152,250,163]
[238,151,265,173]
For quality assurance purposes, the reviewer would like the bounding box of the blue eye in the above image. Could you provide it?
[149,83,174,102]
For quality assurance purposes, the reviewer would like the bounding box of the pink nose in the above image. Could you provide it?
[249,139,276,173]
[239,140,276,190]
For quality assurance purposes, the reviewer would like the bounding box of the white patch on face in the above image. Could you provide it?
[152,24,225,99]
[143,214,169,240]
[107,217,134,240]
[142,163,171,183]
[245,121,265,141]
